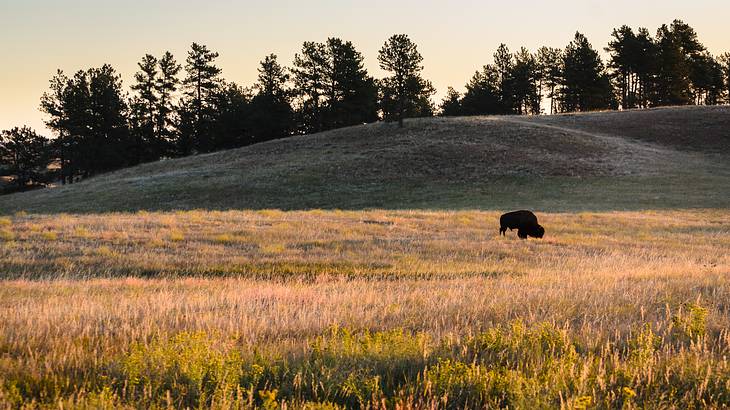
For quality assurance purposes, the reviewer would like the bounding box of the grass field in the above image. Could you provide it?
[1,209,730,408]
[1,107,729,408]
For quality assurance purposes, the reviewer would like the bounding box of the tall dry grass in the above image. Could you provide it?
[0,209,729,408]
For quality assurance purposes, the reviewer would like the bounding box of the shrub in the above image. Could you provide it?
[672,302,708,340]
[122,332,245,408]
[74,227,91,238]
[425,359,534,409]
[0,229,14,241]
[169,230,185,242]
[297,328,431,407]
[40,231,58,241]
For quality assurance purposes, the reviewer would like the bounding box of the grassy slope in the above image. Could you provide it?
[0,106,728,213]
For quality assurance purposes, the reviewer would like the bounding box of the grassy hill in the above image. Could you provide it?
[1,106,728,213]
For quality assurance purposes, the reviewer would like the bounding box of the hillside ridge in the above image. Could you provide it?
[1,106,728,213]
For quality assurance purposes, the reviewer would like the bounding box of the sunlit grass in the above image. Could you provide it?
[0,229,14,241]
[0,209,729,407]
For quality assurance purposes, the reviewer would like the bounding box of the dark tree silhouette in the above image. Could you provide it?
[633,28,658,108]
[156,51,181,156]
[511,47,541,114]
[212,82,252,149]
[180,43,223,154]
[0,126,51,191]
[324,38,378,128]
[560,32,616,112]
[377,34,434,127]
[537,47,563,114]
[493,44,514,113]
[40,70,74,183]
[292,41,328,133]
[460,65,501,115]
[439,87,462,116]
[654,20,704,106]
[40,65,130,179]
[606,25,641,109]
[248,54,294,143]
[690,53,725,105]
[129,54,159,163]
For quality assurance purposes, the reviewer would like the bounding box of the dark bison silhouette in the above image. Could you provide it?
[500,210,545,239]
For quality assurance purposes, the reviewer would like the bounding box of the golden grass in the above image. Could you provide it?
[0,209,727,280]
[0,209,729,407]
[0,229,13,242]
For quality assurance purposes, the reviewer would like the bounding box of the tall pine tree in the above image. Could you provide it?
[180,43,223,153]
[129,54,159,163]
[511,48,541,114]
[537,47,563,114]
[292,42,329,134]
[249,54,294,143]
[325,38,378,128]
[377,34,434,127]
[156,51,181,156]
[560,32,615,112]
[654,20,704,106]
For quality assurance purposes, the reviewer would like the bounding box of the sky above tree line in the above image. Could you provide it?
[1,0,728,135]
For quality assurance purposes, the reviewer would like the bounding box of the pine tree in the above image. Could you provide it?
[460,65,501,115]
[634,28,657,108]
[439,87,462,116]
[213,82,252,149]
[377,34,434,127]
[156,51,181,156]
[0,126,51,190]
[130,54,159,163]
[325,38,378,128]
[511,48,540,114]
[690,53,725,105]
[180,43,223,153]
[560,32,615,112]
[537,47,563,114]
[292,42,328,133]
[249,54,294,143]
[493,44,514,113]
[606,25,640,109]
[40,65,129,178]
[40,70,74,183]
[86,65,131,173]
[654,20,705,106]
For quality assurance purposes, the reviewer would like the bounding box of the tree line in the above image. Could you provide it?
[440,21,730,116]
[2,20,729,192]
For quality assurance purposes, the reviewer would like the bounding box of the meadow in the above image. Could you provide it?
[1,208,729,408]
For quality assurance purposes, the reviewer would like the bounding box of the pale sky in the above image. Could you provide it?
[1,0,729,135]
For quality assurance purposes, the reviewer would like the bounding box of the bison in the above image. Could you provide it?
[499,210,545,239]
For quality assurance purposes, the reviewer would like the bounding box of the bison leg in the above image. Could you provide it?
[517,229,528,239]
[500,226,506,236]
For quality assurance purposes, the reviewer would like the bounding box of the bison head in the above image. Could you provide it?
[531,224,545,239]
